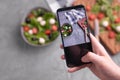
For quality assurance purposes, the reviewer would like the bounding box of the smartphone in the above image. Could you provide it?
[57,5,93,67]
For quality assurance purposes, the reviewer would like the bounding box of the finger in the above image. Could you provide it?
[68,65,87,73]
[60,44,63,49]
[90,33,108,56]
[61,55,65,60]
[90,33,104,50]
[81,52,104,64]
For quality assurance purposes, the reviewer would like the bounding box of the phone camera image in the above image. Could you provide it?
[57,5,92,67]
[61,23,73,37]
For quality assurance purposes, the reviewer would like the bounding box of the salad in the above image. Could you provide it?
[61,23,73,37]
[86,0,120,42]
[21,7,59,46]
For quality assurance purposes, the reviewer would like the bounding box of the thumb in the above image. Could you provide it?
[81,52,103,64]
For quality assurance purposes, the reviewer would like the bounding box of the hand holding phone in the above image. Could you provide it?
[57,5,92,67]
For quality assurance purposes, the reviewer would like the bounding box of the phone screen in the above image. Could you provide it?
[57,5,92,67]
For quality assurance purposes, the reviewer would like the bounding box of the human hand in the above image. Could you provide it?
[60,33,120,80]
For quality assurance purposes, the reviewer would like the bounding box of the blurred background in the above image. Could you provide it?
[0,0,120,80]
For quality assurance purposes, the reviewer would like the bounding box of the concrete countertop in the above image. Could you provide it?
[0,0,120,80]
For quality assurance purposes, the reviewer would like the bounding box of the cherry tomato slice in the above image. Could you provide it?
[45,30,51,35]
[32,27,38,34]
[23,26,30,32]
[52,25,58,31]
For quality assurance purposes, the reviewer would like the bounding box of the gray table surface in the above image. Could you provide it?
[0,0,120,80]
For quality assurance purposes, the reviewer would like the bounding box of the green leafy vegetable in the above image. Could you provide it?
[116,34,120,42]
[30,18,43,31]
[43,12,55,20]
[91,3,101,14]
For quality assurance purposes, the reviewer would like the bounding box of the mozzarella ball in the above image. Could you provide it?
[49,18,55,24]
[116,26,120,32]
[64,34,67,37]
[39,37,45,44]
[40,20,46,26]
[28,30,33,34]
[37,17,43,22]
[102,21,109,27]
